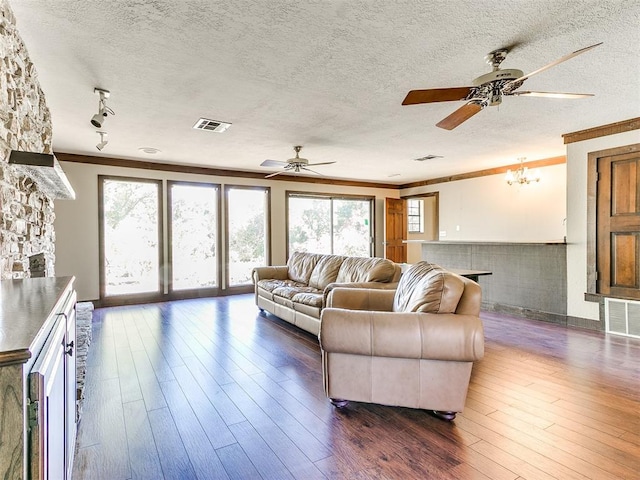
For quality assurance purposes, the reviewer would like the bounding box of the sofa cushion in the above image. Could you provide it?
[308,255,345,290]
[272,285,319,301]
[292,291,324,308]
[336,256,397,283]
[392,262,465,314]
[257,278,307,292]
[287,251,321,285]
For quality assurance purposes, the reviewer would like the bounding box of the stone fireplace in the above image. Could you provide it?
[0,0,59,279]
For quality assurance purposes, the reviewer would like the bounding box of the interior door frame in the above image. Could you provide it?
[586,143,640,297]
[400,191,440,239]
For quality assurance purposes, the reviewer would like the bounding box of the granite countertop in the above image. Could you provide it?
[0,276,75,366]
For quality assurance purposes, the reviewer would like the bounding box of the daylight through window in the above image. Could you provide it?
[287,193,373,257]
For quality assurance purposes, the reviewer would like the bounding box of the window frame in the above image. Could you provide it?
[98,175,164,303]
[167,180,222,296]
[407,198,424,234]
[224,184,271,292]
[285,190,375,259]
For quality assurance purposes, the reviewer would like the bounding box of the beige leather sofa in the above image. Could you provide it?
[253,251,401,335]
[319,261,484,420]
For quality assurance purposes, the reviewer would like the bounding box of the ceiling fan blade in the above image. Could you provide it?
[306,161,336,166]
[265,170,288,178]
[436,102,483,130]
[511,90,594,99]
[402,87,473,105]
[301,167,324,176]
[260,159,288,167]
[506,42,602,88]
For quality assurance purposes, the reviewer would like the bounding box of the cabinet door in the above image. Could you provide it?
[62,291,77,480]
[29,317,67,480]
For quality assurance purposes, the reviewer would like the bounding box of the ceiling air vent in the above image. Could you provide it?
[192,118,231,133]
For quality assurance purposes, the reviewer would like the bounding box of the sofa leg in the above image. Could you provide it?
[330,398,349,408]
[430,410,457,421]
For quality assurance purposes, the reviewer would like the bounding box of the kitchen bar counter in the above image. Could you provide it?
[421,241,567,323]
[417,240,567,245]
[0,276,75,366]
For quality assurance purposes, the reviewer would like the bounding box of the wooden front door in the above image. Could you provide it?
[385,197,407,263]
[597,151,640,299]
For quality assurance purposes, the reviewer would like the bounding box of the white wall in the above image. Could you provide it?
[401,163,567,242]
[566,130,640,321]
[53,161,398,301]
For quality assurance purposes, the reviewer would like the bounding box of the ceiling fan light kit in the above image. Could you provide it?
[402,42,602,130]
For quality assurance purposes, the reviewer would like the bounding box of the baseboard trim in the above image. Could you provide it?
[567,315,604,331]
[481,302,605,332]
[481,302,567,325]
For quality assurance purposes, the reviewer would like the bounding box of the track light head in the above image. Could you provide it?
[90,88,114,128]
[96,131,108,151]
[91,111,106,128]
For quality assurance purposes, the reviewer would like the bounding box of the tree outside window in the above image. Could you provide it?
[288,193,373,257]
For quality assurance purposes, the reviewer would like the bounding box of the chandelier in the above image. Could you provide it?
[505,157,541,185]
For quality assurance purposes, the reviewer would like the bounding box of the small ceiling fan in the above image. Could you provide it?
[402,42,602,130]
[260,146,336,178]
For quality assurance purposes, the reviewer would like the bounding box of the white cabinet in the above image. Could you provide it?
[28,289,77,480]
[0,277,77,480]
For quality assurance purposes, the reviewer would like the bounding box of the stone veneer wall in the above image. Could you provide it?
[0,0,56,279]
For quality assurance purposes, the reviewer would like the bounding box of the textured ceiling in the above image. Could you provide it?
[10,0,640,184]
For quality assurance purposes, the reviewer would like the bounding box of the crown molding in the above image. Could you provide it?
[54,152,399,190]
[399,156,566,189]
[562,117,640,144]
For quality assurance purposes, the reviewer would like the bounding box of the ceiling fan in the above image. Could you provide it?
[260,146,336,178]
[402,42,602,130]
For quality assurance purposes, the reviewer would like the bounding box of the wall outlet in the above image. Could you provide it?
[456,225,460,231]
[440,231,447,237]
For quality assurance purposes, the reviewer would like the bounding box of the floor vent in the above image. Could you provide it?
[605,298,640,338]
[192,118,231,133]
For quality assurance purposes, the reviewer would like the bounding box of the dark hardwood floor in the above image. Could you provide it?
[73,294,640,479]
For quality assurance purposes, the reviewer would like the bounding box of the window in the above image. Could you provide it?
[226,186,270,286]
[407,199,424,233]
[168,181,220,292]
[99,177,162,297]
[99,176,223,302]
[287,192,373,256]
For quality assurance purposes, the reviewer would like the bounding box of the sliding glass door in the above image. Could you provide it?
[287,193,373,257]
[226,186,270,287]
[100,177,162,297]
[168,181,219,292]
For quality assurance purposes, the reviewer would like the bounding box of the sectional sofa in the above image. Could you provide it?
[252,251,401,335]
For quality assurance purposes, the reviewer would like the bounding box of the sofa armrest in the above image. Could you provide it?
[325,287,396,311]
[323,282,397,308]
[319,309,484,362]
[252,266,289,283]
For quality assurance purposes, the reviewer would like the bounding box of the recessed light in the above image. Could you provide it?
[139,147,161,154]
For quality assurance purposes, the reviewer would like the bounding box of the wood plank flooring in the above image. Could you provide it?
[73,294,640,479]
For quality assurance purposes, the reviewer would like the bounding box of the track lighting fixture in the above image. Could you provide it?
[96,131,108,151]
[90,88,115,128]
